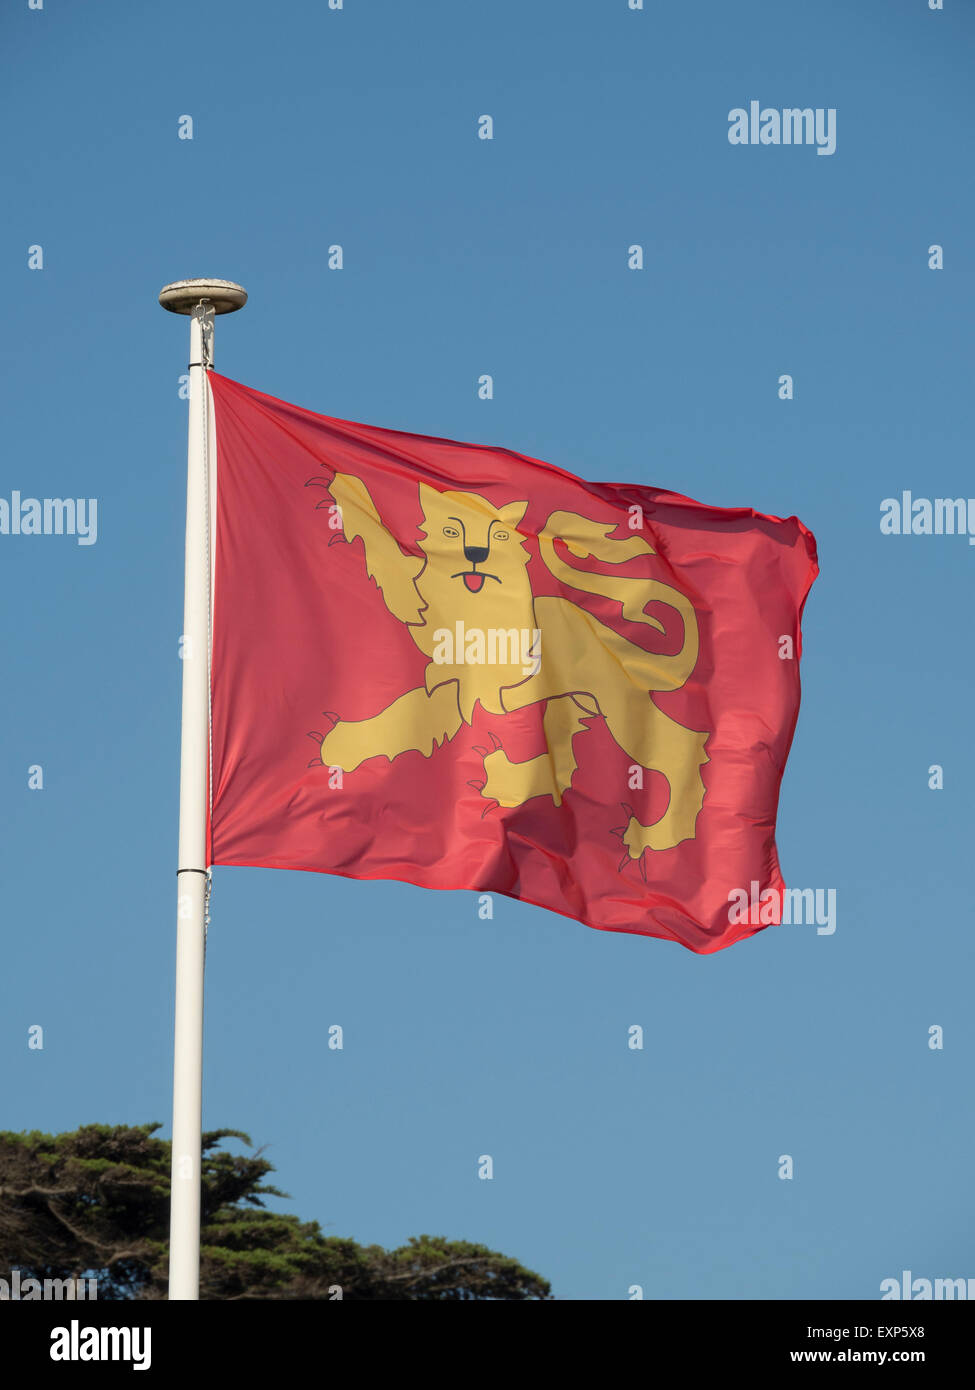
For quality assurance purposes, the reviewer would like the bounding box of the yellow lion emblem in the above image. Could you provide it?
[314,475,709,858]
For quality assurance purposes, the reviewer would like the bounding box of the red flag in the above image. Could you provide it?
[207,373,818,953]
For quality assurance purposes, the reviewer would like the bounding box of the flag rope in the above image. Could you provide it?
[200,301,215,959]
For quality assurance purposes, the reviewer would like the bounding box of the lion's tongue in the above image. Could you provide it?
[463,573,485,592]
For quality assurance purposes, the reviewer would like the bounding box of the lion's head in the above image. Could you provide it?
[413,484,533,718]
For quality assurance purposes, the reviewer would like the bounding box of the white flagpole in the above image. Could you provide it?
[159,278,246,1300]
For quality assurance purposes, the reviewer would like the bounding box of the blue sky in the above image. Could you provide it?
[2,0,973,1299]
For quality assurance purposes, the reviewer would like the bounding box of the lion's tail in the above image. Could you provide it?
[537,511,699,691]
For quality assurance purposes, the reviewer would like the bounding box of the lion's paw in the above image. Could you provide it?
[479,748,525,809]
[317,713,362,772]
[621,815,653,860]
[617,805,685,861]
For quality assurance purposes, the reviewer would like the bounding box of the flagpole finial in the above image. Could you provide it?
[159,278,247,315]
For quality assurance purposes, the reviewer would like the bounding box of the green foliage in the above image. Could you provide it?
[0,1124,550,1300]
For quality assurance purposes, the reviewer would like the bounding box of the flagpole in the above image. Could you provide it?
[159,278,246,1300]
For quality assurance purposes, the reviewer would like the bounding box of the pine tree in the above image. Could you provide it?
[0,1124,551,1300]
